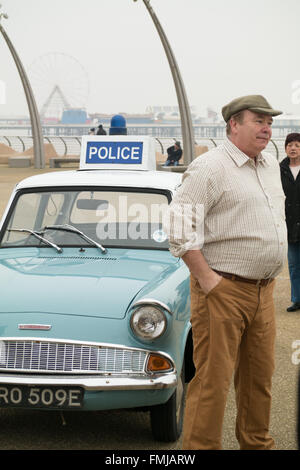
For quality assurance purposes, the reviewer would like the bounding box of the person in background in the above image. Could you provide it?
[280,133,300,312]
[96,124,107,135]
[88,127,95,135]
[165,94,286,450]
[163,141,182,166]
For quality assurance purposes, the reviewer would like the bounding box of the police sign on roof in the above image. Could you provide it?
[80,135,156,171]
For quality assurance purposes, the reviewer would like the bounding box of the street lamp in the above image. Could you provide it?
[133,0,195,165]
[0,5,45,168]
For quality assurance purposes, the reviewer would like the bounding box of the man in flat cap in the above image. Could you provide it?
[165,95,287,449]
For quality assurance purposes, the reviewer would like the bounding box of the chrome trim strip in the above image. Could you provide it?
[131,298,173,315]
[18,325,52,331]
[0,337,166,354]
[0,371,178,390]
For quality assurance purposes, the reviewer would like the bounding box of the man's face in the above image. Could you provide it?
[230,110,273,158]
[286,140,300,160]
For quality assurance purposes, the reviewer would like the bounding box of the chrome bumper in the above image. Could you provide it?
[0,372,178,391]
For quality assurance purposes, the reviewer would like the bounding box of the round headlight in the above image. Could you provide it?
[130,305,167,340]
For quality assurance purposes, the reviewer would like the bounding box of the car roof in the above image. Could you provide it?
[15,169,182,193]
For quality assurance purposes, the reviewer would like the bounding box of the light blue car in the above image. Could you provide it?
[0,137,193,442]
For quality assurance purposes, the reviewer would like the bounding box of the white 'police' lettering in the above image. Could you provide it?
[88,145,141,161]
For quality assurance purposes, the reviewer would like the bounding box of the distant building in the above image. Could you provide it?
[60,109,89,124]
[273,114,300,126]
[146,105,197,115]
[146,105,197,123]
[89,113,154,125]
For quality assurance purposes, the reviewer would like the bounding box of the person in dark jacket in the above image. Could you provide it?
[280,133,300,311]
[163,141,182,166]
[96,124,107,135]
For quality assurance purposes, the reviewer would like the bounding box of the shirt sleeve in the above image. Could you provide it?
[163,158,220,257]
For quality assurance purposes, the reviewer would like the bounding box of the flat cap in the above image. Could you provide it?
[222,95,282,122]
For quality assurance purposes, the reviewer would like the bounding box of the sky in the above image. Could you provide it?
[0,0,300,119]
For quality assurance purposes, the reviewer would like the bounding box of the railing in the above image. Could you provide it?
[0,135,285,161]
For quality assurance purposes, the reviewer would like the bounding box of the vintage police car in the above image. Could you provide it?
[0,135,193,442]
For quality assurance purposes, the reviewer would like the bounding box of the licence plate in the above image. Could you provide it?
[0,384,84,409]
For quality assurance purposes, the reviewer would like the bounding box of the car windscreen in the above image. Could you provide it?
[0,187,171,250]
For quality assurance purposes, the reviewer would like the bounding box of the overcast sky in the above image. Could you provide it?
[0,0,300,119]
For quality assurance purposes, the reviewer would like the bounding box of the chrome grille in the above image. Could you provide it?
[0,340,148,375]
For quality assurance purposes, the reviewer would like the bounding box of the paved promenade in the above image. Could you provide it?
[0,165,62,217]
[0,165,298,450]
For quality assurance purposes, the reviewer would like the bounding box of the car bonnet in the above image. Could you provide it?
[0,248,178,319]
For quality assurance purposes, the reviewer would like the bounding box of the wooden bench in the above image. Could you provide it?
[158,164,188,173]
[49,157,80,168]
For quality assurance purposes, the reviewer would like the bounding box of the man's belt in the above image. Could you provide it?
[214,270,274,287]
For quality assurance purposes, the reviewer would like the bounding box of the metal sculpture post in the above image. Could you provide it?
[0,7,45,168]
[133,0,195,165]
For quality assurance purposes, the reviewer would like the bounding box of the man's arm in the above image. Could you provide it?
[164,155,223,293]
[182,250,222,294]
[167,146,173,157]
[173,149,182,162]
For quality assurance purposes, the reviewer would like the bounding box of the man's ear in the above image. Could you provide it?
[229,117,238,135]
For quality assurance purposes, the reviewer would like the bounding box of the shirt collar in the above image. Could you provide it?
[223,137,268,167]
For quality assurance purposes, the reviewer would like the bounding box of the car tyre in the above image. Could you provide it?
[150,361,186,442]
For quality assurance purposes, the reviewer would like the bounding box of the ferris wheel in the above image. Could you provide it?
[28,52,90,119]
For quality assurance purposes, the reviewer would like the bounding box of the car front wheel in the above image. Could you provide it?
[150,362,186,442]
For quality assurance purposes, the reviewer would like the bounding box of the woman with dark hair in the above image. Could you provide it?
[280,133,300,311]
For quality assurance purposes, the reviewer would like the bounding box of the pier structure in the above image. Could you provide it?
[0,122,298,140]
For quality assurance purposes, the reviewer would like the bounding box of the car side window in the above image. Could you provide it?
[2,193,41,244]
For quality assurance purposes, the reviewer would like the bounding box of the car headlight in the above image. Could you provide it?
[130,305,167,340]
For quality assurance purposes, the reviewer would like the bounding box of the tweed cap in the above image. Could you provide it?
[222,95,282,122]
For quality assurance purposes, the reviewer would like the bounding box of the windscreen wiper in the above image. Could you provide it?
[8,228,63,253]
[43,224,107,254]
